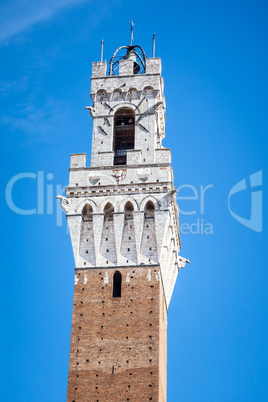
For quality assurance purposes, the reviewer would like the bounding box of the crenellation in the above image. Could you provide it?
[91,61,107,78]
[146,58,162,74]
[70,153,87,168]
[118,59,134,75]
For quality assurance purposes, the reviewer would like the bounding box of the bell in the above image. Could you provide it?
[124,50,140,74]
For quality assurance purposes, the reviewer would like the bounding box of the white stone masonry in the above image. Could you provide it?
[62,54,184,307]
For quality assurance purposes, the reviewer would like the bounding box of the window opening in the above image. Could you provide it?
[113,271,122,298]
[124,201,134,220]
[145,201,155,219]
[104,203,114,221]
[113,108,135,165]
[81,204,93,221]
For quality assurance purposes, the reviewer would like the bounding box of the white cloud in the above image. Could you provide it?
[0,0,90,44]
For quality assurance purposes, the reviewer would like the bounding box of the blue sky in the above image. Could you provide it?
[1,0,267,401]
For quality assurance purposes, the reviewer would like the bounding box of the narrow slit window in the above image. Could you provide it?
[113,271,122,298]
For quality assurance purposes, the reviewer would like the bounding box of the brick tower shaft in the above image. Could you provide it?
[67,266,167,401]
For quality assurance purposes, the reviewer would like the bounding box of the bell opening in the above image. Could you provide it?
[133,61,140,74]
[124,50,140,74]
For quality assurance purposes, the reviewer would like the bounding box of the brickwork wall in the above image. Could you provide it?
[67,265,167,402]
[158,282,167,402]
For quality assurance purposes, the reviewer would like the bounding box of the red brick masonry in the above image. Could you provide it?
[67,265,167,402]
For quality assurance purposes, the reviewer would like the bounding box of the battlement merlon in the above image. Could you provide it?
[91,58,161,78]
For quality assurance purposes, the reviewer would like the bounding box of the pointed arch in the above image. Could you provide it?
[98,198,118,213]
[140,195,159,211]
[119,197,139,212]
[77,199,97,215]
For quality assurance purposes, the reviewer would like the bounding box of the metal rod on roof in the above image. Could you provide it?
[152,33,155,58]
[101,38,104,62]
[130,20,134,46]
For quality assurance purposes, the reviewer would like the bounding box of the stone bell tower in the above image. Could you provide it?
[59,38,189,402]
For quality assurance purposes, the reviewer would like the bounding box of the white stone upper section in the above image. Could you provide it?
[89,58,166,168]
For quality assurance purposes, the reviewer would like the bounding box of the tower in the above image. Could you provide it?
[59,38,189,402]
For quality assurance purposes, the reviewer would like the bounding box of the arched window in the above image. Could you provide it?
[145,201,155,218]
[113,271,122,298]
[82,204,93,221]
[124,201,134,220]
[113,108,135,165]
[104,203,114,220]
